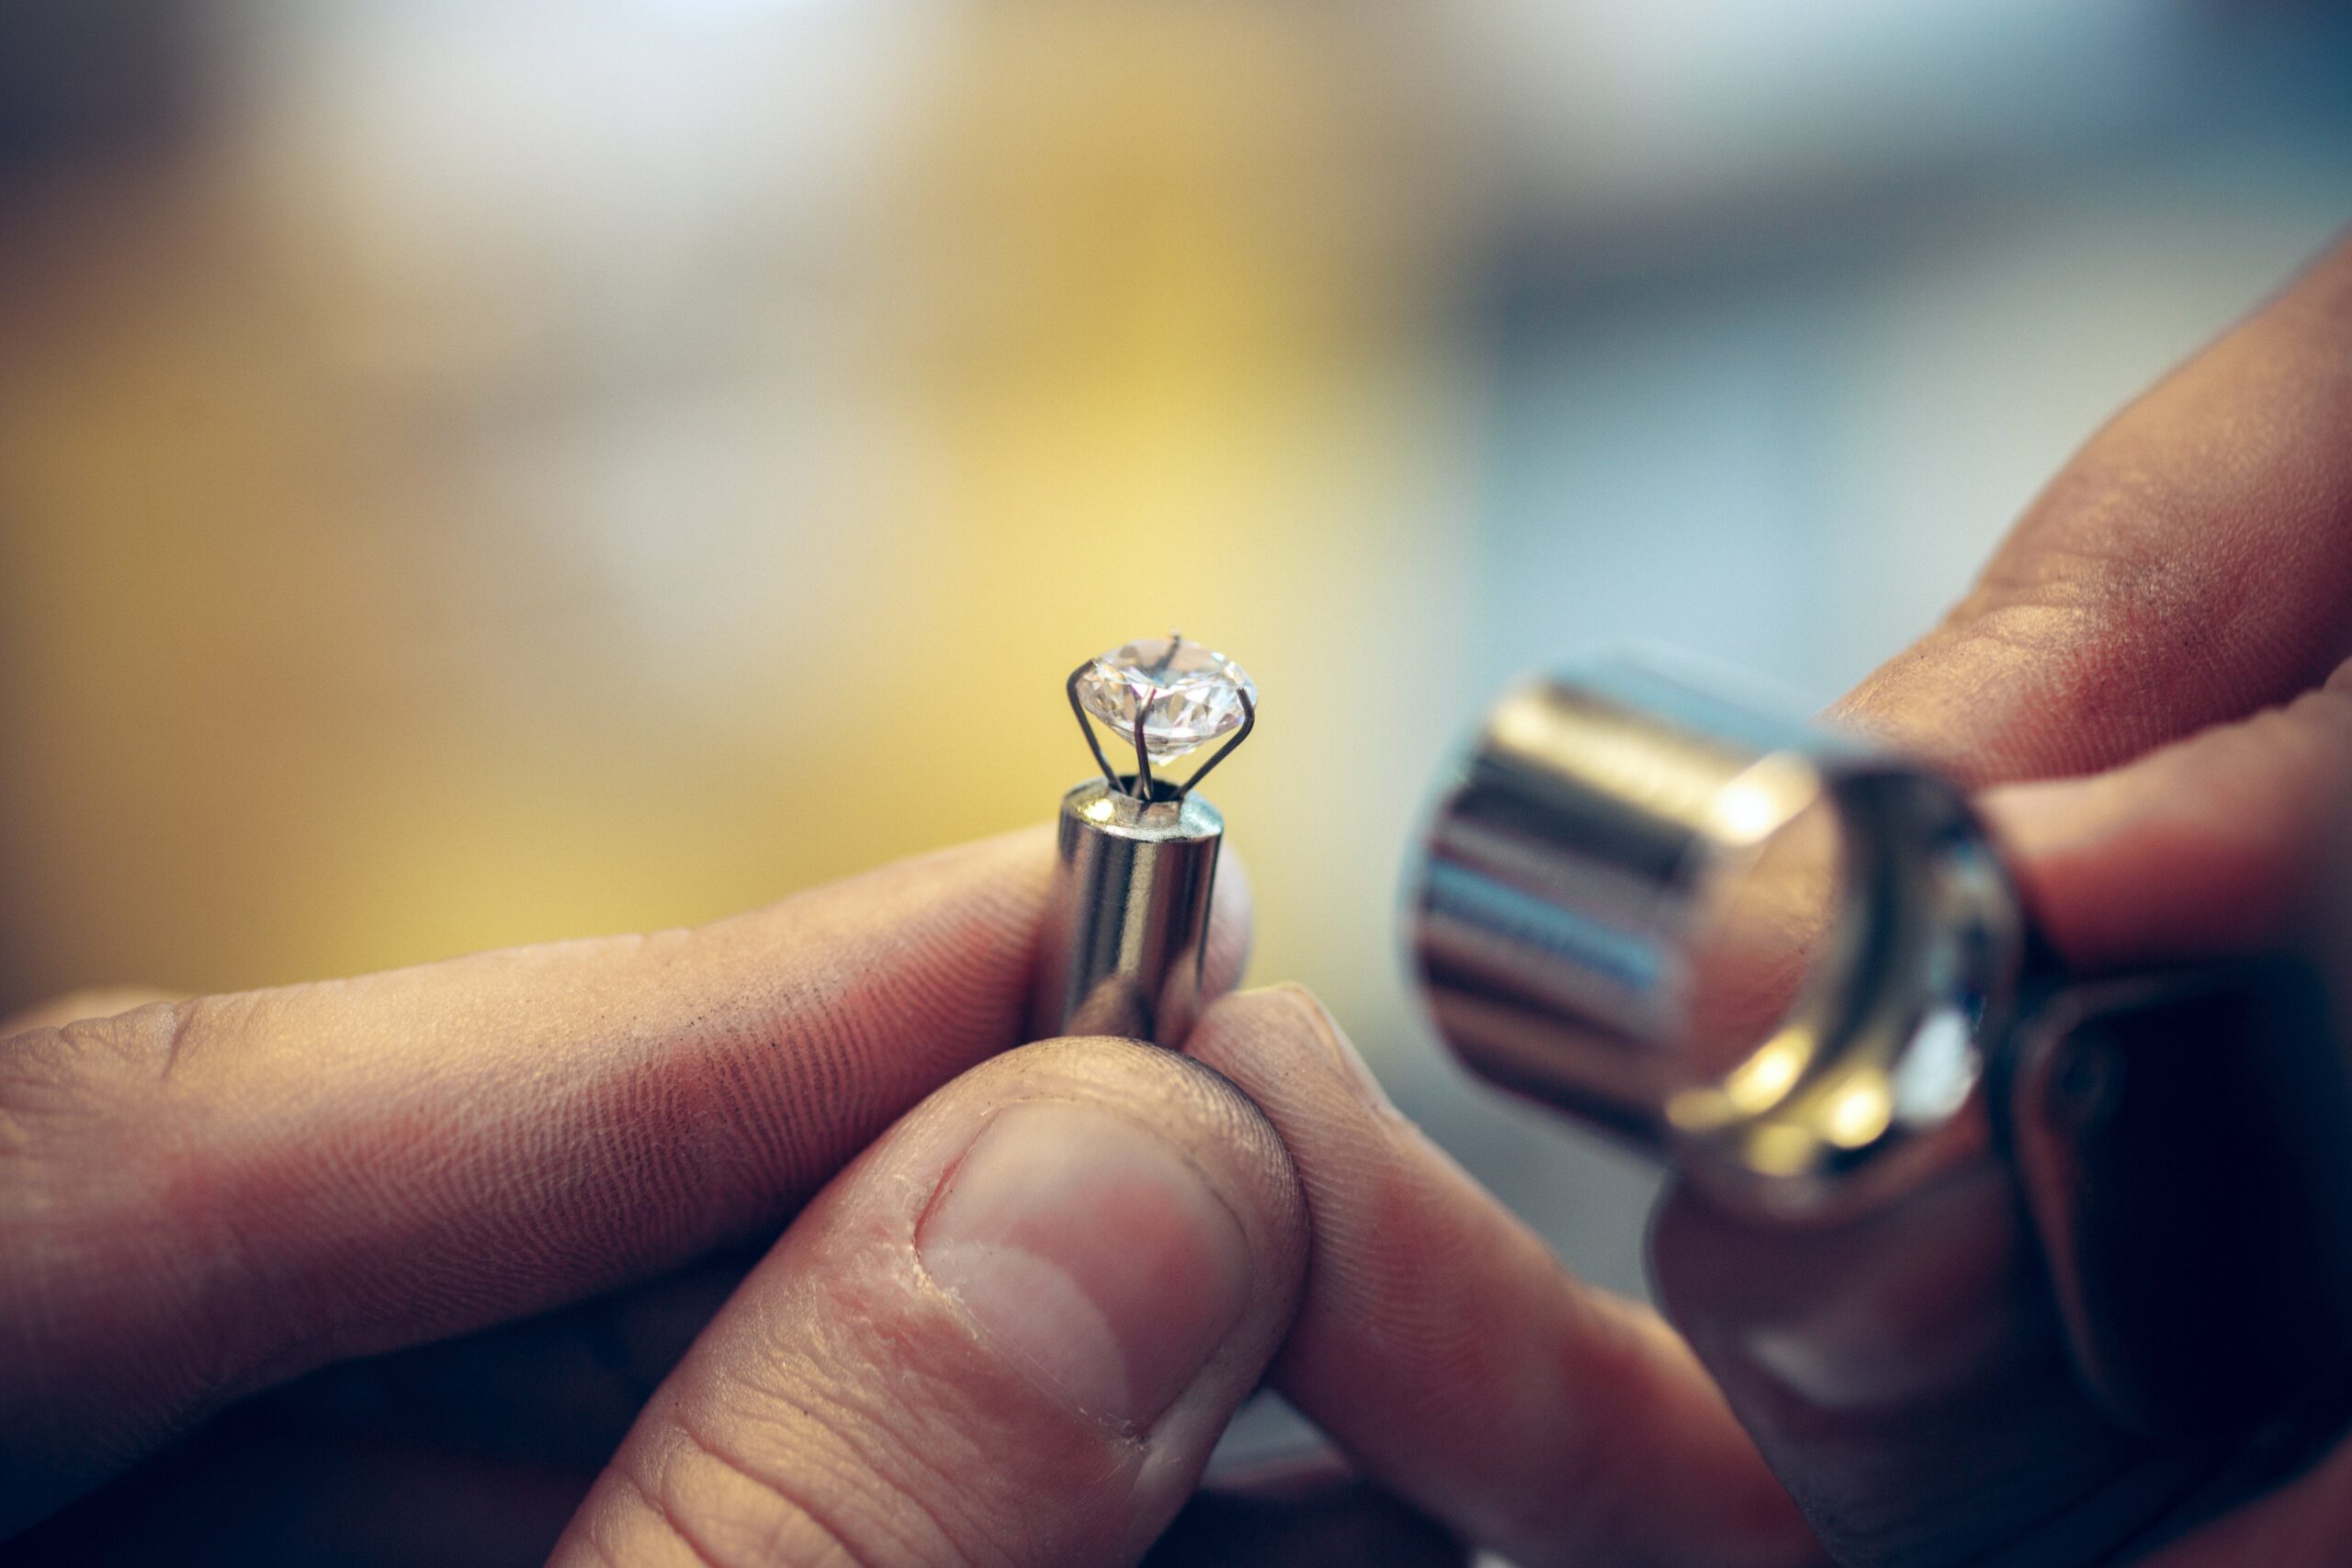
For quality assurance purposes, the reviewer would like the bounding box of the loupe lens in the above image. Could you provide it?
[1410,654,2027,1215]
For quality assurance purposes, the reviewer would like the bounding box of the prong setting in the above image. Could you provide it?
[1067,633,1257,800]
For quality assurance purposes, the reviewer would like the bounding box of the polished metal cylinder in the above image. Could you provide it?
[1410,655,2029,1214]
[1409,655,2352,1549]
[1030,779,1225,1047]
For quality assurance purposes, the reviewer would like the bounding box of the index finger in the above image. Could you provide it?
[1835,231,2352,782]
[0,827,1252,1533]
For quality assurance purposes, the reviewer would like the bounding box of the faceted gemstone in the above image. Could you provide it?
[1076,636,1257,763]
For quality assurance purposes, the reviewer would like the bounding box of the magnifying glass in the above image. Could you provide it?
[1407,652,2352,1561]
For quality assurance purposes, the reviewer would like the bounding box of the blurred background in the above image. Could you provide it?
[5,0,2352,1315]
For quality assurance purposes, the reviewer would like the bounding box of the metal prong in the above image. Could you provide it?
[1067,660,1121,791]
[1149,632,1184,678]
[1177,688,1253,802]
[1131,685,1158,799]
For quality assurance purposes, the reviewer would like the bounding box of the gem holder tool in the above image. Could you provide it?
[1029,634,1257,1047]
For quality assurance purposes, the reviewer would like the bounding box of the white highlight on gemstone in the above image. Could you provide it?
[1076,636,1257,764]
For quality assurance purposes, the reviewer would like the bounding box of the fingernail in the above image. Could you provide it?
[917,1100,1253,1432]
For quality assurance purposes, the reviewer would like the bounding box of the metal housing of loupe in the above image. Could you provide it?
[1408,651,2352,1478]
[1410,655,2030,1220]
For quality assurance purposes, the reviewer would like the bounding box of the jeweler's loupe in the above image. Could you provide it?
[1409,653,2028,1219]
[1408,650,2352,1528]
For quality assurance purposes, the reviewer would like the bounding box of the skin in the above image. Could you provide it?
[7,231,2352,1566]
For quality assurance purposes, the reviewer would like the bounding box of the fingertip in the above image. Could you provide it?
[1984,679,2352,969]
[1188,985,1811,1567]
[1192,985,1395,1121]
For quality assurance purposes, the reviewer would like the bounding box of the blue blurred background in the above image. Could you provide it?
[4,0,2350,1307]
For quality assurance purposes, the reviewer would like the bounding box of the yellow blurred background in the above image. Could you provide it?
[0,0,1465,994]
[6,0,2352,1293]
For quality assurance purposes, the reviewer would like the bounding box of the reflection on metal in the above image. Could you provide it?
[1408,654,2028,1216]
[1031,779,1224,1047]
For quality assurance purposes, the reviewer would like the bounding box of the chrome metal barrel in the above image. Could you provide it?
[1410,656,2029,1215]
[1031,778,1224,1048]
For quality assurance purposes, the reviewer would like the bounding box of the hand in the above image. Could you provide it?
[1182,231,2352,1568]
[15,231,2352,1568]
[1732,229,2352,1565]
[6,830,1374,1565]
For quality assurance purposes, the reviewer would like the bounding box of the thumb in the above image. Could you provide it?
[1989,663,2352,1566]
[549,1035,1308,1568]
[1985,657,2352,973]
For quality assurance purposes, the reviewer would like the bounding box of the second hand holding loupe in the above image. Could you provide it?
[1409,653,2352,1566]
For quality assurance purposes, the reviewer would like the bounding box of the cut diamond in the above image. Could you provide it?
[1076,636,1257,764]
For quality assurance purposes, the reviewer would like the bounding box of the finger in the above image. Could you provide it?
[0,829,1253,1531]
[0,986,181,1035]
[2148,1438,2352,1567]
[1980,670,2352,1566]
[550,1035,1306,1568]
[250,861,1256,1473]
[1185,987,1822,1568]
[1654,665,2352,1565]
[1985,657,2352,971]
[1834,231,2352,784]
[1650,1162,2194,1568]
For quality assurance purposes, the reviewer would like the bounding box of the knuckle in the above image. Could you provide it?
[0,1000,190,1205]
[0,994,271,1374]
[601,1148,1176,1568]
[627,1403,967,1568]
[0,999,217,1208]
[1,999,199,1122]
[0,1000,232,1467]
[0,1022,75,1160]
[0,1024,79,1331]
[628,1288,1087,1568]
